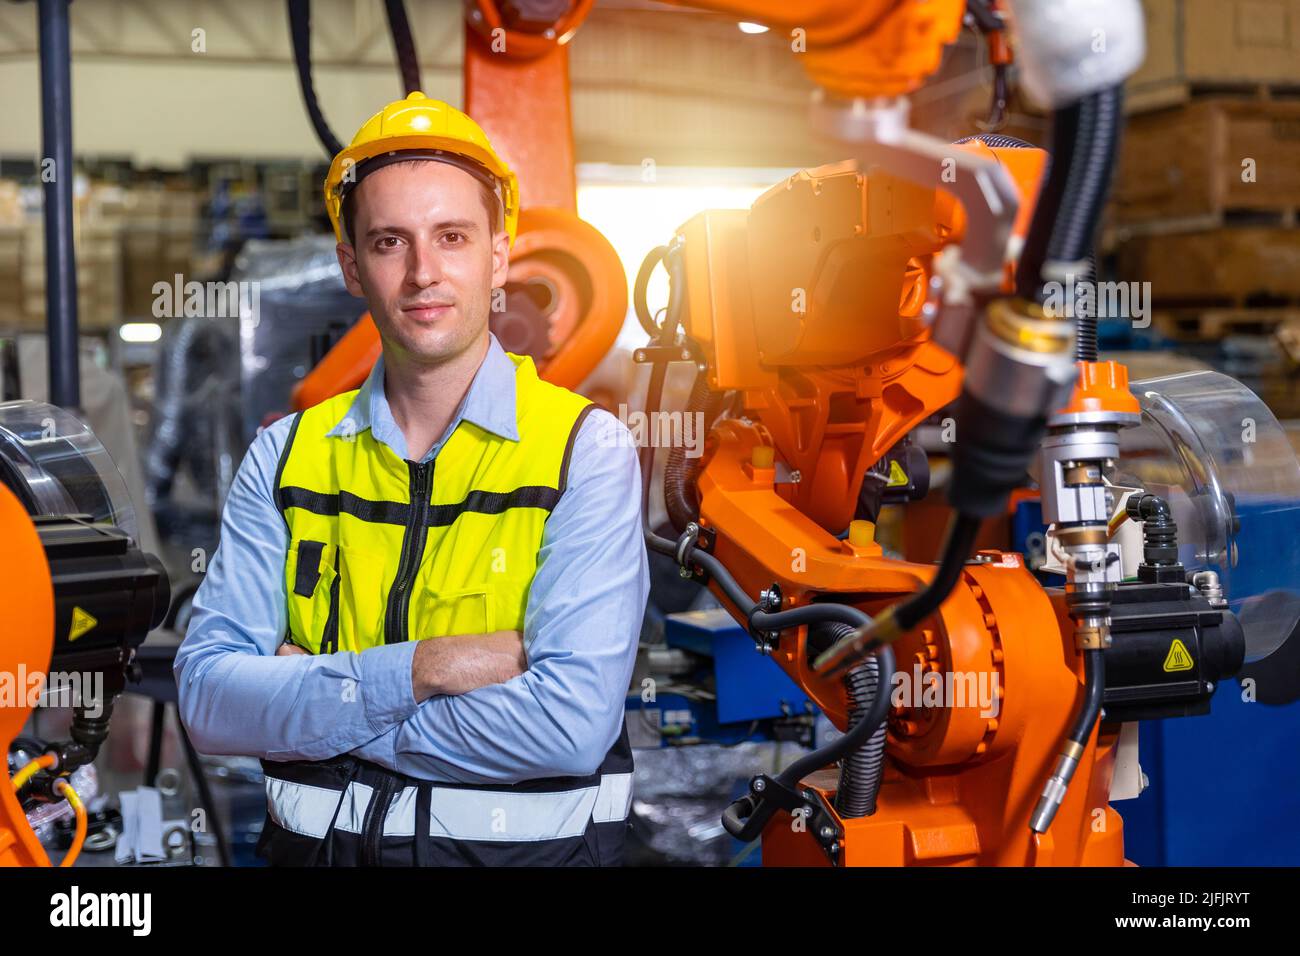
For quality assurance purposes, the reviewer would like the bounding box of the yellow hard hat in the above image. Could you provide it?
[324,91,520,247]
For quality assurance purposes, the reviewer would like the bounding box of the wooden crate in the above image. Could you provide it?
[1113,98,1300,225]
[1128,0,1300,113]
[1117,227,1300,304]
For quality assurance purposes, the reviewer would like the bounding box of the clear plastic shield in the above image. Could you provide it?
[1116,371,1300,664]
[0,400,139,544]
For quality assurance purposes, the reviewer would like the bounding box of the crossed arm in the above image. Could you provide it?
[173,408,648,784]
[276,629,526,699]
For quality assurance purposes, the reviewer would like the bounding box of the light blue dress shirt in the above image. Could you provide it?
[174,332,649,784]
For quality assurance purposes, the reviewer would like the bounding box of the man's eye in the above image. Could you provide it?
[442,232,464,245]
[376,236,399,249]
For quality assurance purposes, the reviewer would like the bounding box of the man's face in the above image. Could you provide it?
[336,161,509,366]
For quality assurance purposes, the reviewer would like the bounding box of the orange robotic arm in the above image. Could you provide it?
[648,139,1125,865]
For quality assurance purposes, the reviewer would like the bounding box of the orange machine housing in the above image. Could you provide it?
[0,483,55,867]
[677,144,1125,865]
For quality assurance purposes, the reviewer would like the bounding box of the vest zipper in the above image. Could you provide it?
[322,549,341,653]
[360,773,399,867]
[384,459,433,644]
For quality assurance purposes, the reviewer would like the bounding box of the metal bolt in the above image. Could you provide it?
[752,778,766,793]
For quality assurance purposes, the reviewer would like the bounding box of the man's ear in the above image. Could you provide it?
[336,241,365,298]
[490,228,510,290]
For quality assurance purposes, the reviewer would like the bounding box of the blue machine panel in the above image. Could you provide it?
[665,608,812,724]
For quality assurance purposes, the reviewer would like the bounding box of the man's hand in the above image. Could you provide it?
[276,641,308,657]
[411,630,527,702]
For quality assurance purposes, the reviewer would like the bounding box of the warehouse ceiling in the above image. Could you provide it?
[0,0,1015,169]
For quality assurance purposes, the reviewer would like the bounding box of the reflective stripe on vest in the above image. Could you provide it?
[265,772,634,842]
[274,350,593,654]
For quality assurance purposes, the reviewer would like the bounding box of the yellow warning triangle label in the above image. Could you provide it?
[69,606,98,642]
[1162,638,1194,672]
[886,459,908,488]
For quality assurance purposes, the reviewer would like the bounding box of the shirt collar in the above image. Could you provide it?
[325,331,520,460]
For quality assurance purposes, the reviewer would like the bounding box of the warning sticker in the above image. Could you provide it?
[68,607,98,642]
[1162,638,1194,673]
[886,460,908,488]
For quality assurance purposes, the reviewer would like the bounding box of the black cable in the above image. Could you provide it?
[1045,86,1124,269]
[836,653,888,818]
[1076,250,1100,362]
[382,0,422,95]
[633,245,669,339]
[893,512,982,631]
[640,358,673,550]
[776,645,895,789]
[638,241,688,553]
[287,0,344,159]
[1067,649,1105,748]
[1014,100,1081,303]
[664,368,727,534]
[1045,87,1124,362]
[752,600,871,633]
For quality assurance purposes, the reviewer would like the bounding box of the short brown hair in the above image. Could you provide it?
[340,160,502,245]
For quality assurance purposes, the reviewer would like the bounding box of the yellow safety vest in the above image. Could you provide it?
[274,351,593,653]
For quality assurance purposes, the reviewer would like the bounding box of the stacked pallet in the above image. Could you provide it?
[1109,1,1300,414]
[120,187,200,318]
[0,180,201,333]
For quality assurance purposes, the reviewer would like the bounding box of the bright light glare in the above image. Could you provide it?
[119,322,162,343]
[737,21,769,34]
[577,181,770,343]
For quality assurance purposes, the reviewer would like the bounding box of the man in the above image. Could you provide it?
[174,92,648,866]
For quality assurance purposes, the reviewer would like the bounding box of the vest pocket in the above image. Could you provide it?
[415,585,494,639]
[337,544,389,652]
[286,540,338,653]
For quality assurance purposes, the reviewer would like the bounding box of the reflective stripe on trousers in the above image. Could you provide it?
[266,771,634,842]
[255,734,634,867]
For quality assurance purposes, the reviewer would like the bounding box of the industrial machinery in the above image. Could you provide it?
[9,0,1294,870]
[1,402,171,866]
[628,0,1300,866]
[273,0,1300,866]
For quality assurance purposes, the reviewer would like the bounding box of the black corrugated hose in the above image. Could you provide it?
[1015,86,1125,361]
[820,622,888,819]
[383,0,422,96]
[287,0,343,159]
[663,368,727,534]
[289,0,429,161]
[1013,101,1081,305]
